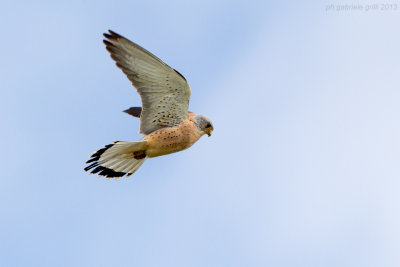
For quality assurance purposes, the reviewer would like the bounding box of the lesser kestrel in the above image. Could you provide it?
[84,30,214,178]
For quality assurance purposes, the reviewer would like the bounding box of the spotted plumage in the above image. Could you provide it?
[84,30,214,179]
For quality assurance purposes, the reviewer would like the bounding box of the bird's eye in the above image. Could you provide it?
[206,123,211,128]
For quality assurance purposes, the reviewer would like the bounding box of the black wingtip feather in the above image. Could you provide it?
[103,39,113,46]
[108,29,121,38]
[123,107,142,118]
[103,30,124,41]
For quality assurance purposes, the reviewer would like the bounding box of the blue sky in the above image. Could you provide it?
[1,1,400,266]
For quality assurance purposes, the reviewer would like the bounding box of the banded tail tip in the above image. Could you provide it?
[84,141,147,179]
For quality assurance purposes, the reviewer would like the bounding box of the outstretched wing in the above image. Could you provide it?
[123,106,195,119]
[103,30,191,135]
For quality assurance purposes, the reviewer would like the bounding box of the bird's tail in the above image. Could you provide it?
[84,140,147,179]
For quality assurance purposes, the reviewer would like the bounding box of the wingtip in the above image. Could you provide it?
[103,39,112,46]
[104,29,122,39]
[103,30,119,43]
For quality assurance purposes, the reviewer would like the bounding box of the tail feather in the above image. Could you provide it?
[84,140,147,179]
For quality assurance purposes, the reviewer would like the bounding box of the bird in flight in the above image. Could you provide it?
[84,30,214,179]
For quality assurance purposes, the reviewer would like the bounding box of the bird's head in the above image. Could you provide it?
[192,115,214,137]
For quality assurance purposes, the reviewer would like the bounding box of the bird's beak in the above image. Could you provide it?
[206,128,213,137]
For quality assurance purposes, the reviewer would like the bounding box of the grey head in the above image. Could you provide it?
[192,115,214,137]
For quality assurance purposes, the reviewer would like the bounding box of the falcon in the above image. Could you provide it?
[84,30,214,178]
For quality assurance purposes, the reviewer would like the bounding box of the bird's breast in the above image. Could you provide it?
[145,120,201,158]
